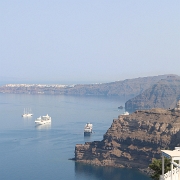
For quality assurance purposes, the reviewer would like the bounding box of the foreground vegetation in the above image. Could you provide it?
[149,158,171,180]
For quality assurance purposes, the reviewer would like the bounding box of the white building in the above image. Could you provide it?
[160,147,180,180]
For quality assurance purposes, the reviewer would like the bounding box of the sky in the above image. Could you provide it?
[0,1,180,84]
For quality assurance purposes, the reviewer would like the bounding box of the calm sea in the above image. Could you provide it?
[0,94,151,180]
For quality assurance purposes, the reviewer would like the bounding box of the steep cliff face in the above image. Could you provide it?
[75,108,180,169]
[125,77,180,111]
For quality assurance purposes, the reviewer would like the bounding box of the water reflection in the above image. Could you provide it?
[75,162,151,180]
[35,123,51,130]
[22,116,33,119]
[84,135,92,142]
[22,116,34,127]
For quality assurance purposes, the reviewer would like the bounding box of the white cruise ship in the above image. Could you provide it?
[35,114,51,125]
[84,123,93,136]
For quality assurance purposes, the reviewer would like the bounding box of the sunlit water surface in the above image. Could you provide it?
[0,94,151,180]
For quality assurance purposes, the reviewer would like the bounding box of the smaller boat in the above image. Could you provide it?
[118,106,123,109]
[84,123,93,136]
[121,111,129,115]
[22,108,33,117]
[35,114,51,125]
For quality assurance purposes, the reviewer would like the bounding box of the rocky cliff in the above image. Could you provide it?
[125,76,180,111]
[74,107,180,170]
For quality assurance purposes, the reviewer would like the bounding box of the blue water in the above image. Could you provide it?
[0,94,151,180]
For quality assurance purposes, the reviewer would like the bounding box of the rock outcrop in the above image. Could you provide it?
[125,76,180,111]
[74,107,180,170]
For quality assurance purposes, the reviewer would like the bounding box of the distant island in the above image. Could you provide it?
[0,74,180,110]
[125,75,180,110]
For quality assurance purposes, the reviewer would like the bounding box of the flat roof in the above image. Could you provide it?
[161,150,180,158]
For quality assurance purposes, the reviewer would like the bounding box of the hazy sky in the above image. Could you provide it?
[0,1,180,84]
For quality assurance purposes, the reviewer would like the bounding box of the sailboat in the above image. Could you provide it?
[22,108,33,117]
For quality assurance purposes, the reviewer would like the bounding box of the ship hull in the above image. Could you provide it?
[35,120,51,125]
[84,131,92,136]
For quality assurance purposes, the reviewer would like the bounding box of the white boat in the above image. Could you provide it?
[84,123,93,136]
[121,111,129,115]
[35,114,51,125]
[22,108,33,117]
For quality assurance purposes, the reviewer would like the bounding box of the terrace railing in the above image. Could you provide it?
[159,167,179,180]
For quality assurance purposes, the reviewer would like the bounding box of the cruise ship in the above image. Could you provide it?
[35,114,51,125]
[84,123,93,136]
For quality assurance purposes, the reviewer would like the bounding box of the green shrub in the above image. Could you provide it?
[149,158,171,180]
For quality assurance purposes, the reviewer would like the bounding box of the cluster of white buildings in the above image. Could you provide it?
[4,84,74,88]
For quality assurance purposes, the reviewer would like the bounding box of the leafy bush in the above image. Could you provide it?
[149,158,171,180]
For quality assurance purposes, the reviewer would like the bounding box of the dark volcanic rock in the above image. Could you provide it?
[74,108,180,169]
[125,76,180,111]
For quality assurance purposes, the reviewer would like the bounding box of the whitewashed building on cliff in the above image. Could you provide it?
[160,147,180,180]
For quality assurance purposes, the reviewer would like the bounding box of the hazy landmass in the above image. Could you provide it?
[0,74,171,97]
[0,74,179,110]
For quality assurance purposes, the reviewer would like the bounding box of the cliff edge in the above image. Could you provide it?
[126,76,180,111]
[74,107,180,169]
